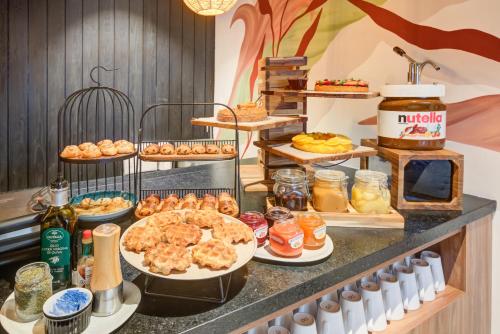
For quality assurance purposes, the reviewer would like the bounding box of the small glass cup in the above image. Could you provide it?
[15,262,53,321]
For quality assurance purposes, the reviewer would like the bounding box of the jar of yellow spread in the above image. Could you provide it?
[351,170,390,214]
[312,170,348,212]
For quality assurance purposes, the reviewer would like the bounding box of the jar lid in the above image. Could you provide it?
[273,169,306,182]
[381,84,445,98]
[315,170,347,182]
[355,170,388,183]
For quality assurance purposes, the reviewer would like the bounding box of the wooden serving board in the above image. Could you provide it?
[191,115,307,132]
[266,197,404,229]
[254,141,377,164]
[139,152,237,162]
[59,151,137,164]
[261,89,380,99]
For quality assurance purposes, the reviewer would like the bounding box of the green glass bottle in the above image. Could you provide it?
[39,175,77,291]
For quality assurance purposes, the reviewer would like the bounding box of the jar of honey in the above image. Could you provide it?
[264,206,293,228]
[297,213,326,250]
[273,169,309,211]
[268,219,304,257]
[351,170,391,214]
[239,211,268,247]
[312,170,348,212]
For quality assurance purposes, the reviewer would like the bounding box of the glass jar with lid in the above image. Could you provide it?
[297,212,326,250]
[273,169,309,211]
[351,170,391,214]
[312,170,348,212]
[265,206,293,228]
[15,262,53,321]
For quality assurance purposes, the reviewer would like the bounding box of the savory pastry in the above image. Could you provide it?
[192,239,237,270]
[73,196,132,216]
[218,192,239,217]
[60,145,82,158]
[143,243,192,275]
[122,225,162,253]
[212,221,254,244]
[113,139,129,146]
[78,142,94,151]
[135,194,162,217]
[314,79,368,92]
[191,144,206,154]
[175,144,192,155]
[99,143,118,156]
[206,144,220,154]
[291,133,352,154]
[82,145,103,158]
[179,193,198,210]
[199,194,217,210]
[146,211,183,231]
[143,144,160,155]
[185,210,224,228]
[221,144,236,155]
[158,194,179,211]
[97,139,113,147]
[116,141,135,154]
[159,143,175,155]
[145,194,161,206]
[216,102,268,123]
[163,223,202,247]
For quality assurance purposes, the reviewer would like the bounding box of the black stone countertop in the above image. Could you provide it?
[0,160,496,334]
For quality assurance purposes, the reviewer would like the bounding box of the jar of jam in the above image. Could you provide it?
[239,211,268,246]
[351,170,391,214]
[297,212,326,250]
[265,206,293,228]
[268,219,304,257]
[378,84,446,150]
[273,169,309,211]
[312,170,348,212]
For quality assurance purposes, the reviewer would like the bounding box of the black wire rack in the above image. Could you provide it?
[137,102,241,208]
[57,66,138,198]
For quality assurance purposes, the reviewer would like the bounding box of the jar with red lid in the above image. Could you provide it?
[265,206,293,228]
[268,218,304,257]
[239,211,268,246]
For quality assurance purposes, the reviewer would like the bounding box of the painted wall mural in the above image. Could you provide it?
[225,0,500,152]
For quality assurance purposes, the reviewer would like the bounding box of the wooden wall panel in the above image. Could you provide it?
[0,0,215,191]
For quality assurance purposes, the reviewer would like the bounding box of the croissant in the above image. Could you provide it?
[181,193,198,209]
[199,194,217,210]
[217,192,239,217]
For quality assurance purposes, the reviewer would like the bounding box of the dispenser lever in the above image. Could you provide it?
[393,46,440,84]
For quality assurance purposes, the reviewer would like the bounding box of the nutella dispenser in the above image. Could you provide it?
[90,223,123,316]
[378,47,446,150]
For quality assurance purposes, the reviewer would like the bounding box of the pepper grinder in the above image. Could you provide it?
[90,223,123,316]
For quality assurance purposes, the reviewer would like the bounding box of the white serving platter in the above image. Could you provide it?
[253,235,334,264]
[120,210,257,281]
[0,280,140,334]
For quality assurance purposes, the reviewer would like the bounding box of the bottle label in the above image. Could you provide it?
[254,225,268,239]
[313,226,326,240]
[41,228,70,287]
[377,110,446,140]
[289,233,304,249]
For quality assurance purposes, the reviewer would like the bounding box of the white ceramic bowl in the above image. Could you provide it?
[43,288,93,334]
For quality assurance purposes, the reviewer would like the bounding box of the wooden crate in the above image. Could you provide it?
[361,139,463,211]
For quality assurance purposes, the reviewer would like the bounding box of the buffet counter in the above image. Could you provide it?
[0,160,496,334]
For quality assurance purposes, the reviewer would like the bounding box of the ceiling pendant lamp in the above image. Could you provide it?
[183,0,237,16]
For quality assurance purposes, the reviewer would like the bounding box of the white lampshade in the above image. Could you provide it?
[183,0,237,16]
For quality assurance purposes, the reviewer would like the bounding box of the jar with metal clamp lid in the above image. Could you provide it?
[351,170,391,214]
[273,169,309,211]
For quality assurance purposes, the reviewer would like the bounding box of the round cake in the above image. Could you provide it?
[315,79,368,92]
[292,133,353,154]
[217,102,268,123]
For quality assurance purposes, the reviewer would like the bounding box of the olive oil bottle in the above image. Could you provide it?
[39,175,77,291]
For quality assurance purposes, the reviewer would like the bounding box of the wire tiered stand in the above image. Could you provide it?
[137,102,240,303]
[57,66,138,198]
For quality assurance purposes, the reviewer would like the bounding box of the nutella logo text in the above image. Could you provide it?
[398,112,442,124]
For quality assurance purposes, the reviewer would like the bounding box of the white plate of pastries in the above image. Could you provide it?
[59,139,136,161]
[139,142,237,161]
[120,210,257,280]
[70,191,136,222]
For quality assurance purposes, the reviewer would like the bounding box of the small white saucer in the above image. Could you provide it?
[253,235,334,264]
[0,280,141,334]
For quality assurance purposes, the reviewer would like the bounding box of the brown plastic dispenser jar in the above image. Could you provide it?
[377,84,446,150]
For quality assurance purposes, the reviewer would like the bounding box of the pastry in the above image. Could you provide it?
[60,145,82,158]
[159,143,175,155]
[97,139,113,147]
[192,239,237,270]
[123,225,162,253]
[191,144,206,154]
[143,144,160,155]
[216,102,268,123]
[315,79,368,92]
[292,132,353,154]
[185,210,223,228]
[159,194,179,211]
[145,194,161,206]
[78,142,94,151]
[82,145,103,158]
[163,223,202,247]
[212,221,254,244]
[199,194,217,210]
[175,144,192,155]
[116,142,135,154]
[114,139,131,147]
[217,192,239,217]
[135,194,162,217]
[146,211,183,231]
[177,193,197,210]
[73,196,132,216]
[221,144,236,155]
[143,243,192,275]
[99,143,118,156]
[206,144,220,154]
